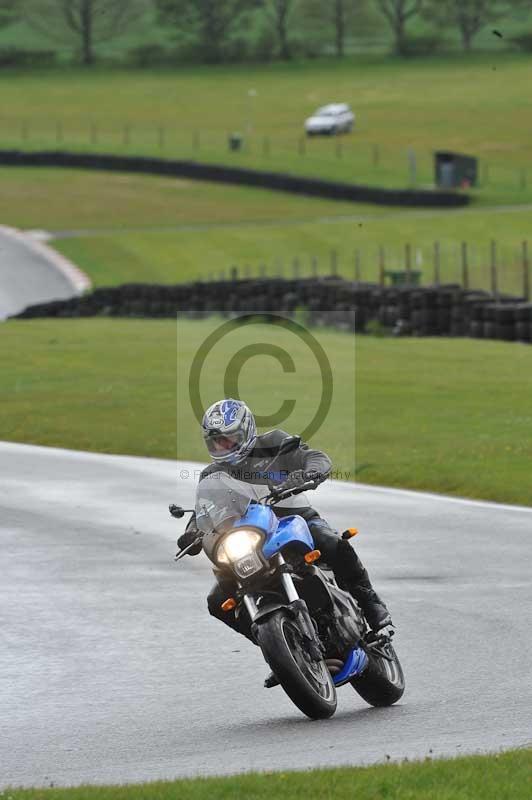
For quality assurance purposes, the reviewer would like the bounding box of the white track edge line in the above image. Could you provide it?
[0,225,91,295]
[1,440,531,515]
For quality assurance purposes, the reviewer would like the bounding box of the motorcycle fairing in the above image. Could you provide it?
[231,507,314,559]
[231,503,278,537]
[262,514,315,559]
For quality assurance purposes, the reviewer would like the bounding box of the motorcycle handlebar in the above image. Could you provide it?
[263,478,321,505]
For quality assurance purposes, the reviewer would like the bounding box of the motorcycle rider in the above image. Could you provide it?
[177,398,392,684]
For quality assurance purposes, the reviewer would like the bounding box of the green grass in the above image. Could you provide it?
[1,319,531,506]
[1,54,532,201]
[5,749,532,799]
[0,166,392,231]
[0,166,528,293]
[55,206,532,296]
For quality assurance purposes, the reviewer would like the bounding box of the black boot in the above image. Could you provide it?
[351,583,392,631]
[264,671,280,688]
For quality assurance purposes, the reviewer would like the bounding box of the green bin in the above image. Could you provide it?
[384,270,422,287]
[229,133,243,152]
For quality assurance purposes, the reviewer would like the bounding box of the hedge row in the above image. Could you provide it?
[14,277,532,343]
[0,150,469,208]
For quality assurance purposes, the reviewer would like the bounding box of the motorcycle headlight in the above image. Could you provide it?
[217,529,261,563]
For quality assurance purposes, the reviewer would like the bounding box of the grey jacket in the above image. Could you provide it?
[187,429,332,531]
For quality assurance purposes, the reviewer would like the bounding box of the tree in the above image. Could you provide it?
[21,1,149,66]
[332,0,358,56]
[375,0,423,55]
[423,0,528,51]
[0,0,18,28]
[305,0,364,57]
[263,0,298,59]
[156,0,256,63]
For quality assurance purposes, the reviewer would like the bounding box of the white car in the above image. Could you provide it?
[304,103,355,136]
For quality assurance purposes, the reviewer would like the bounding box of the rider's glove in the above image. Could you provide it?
[177,526,202,556]
[276,469,324,494]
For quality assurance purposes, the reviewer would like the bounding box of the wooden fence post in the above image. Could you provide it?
[522,241,530,301]
[407,148,417,186]
[461,242,469,290]
[379,246,385,287]
[433,241,440,286]
[405,243,412,284]
[292,257,300,279]
[490,240,498,298]
[330,249,338,276]
[354,250,361,282]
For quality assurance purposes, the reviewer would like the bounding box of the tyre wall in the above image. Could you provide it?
[13,277,532,344]
[0,149,469,208]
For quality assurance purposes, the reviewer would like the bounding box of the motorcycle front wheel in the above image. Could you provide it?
[257,610,337,719]
[351,641,405,707]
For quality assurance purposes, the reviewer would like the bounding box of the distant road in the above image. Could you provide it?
[1,442,531,789]
[0,226,89,319]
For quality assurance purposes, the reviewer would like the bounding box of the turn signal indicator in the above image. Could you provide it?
[221,598,237,612]
[304,549,321,564]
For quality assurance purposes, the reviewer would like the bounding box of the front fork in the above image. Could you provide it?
[243,554,323,662]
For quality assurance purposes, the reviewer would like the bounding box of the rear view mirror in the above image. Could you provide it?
[169,504,186,518]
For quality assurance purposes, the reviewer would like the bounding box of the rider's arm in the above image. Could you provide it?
[297,441,332,482]
[279,434,332,485]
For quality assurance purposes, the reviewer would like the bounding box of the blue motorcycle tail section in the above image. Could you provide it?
[333,648,368,686]
[263,515,314,559]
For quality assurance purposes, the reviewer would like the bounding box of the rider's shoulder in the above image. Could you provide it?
[257,429,301,449]
[199,462,225,479]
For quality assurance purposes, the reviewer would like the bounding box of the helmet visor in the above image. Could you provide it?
[205,431,245,459]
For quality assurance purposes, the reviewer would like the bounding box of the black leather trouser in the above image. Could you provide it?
[206,514,372,642]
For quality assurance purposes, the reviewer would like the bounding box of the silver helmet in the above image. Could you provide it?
[202,399,257,464]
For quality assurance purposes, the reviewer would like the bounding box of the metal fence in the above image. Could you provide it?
[211,241,530,300]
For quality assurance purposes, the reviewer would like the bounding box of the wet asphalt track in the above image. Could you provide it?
[0,228,83,319]
[1,441,531,789]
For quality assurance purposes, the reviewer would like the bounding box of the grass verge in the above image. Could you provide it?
[0,54,531,202]
[2,167,530,294]
[1,319,531,506]
[6,748,532,799]
[53,205,532,295]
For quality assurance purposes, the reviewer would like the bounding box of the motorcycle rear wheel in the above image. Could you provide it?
[257,610,337,719]
[351,642,405,707]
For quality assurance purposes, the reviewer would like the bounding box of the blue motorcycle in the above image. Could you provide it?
[172,472,404,720]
